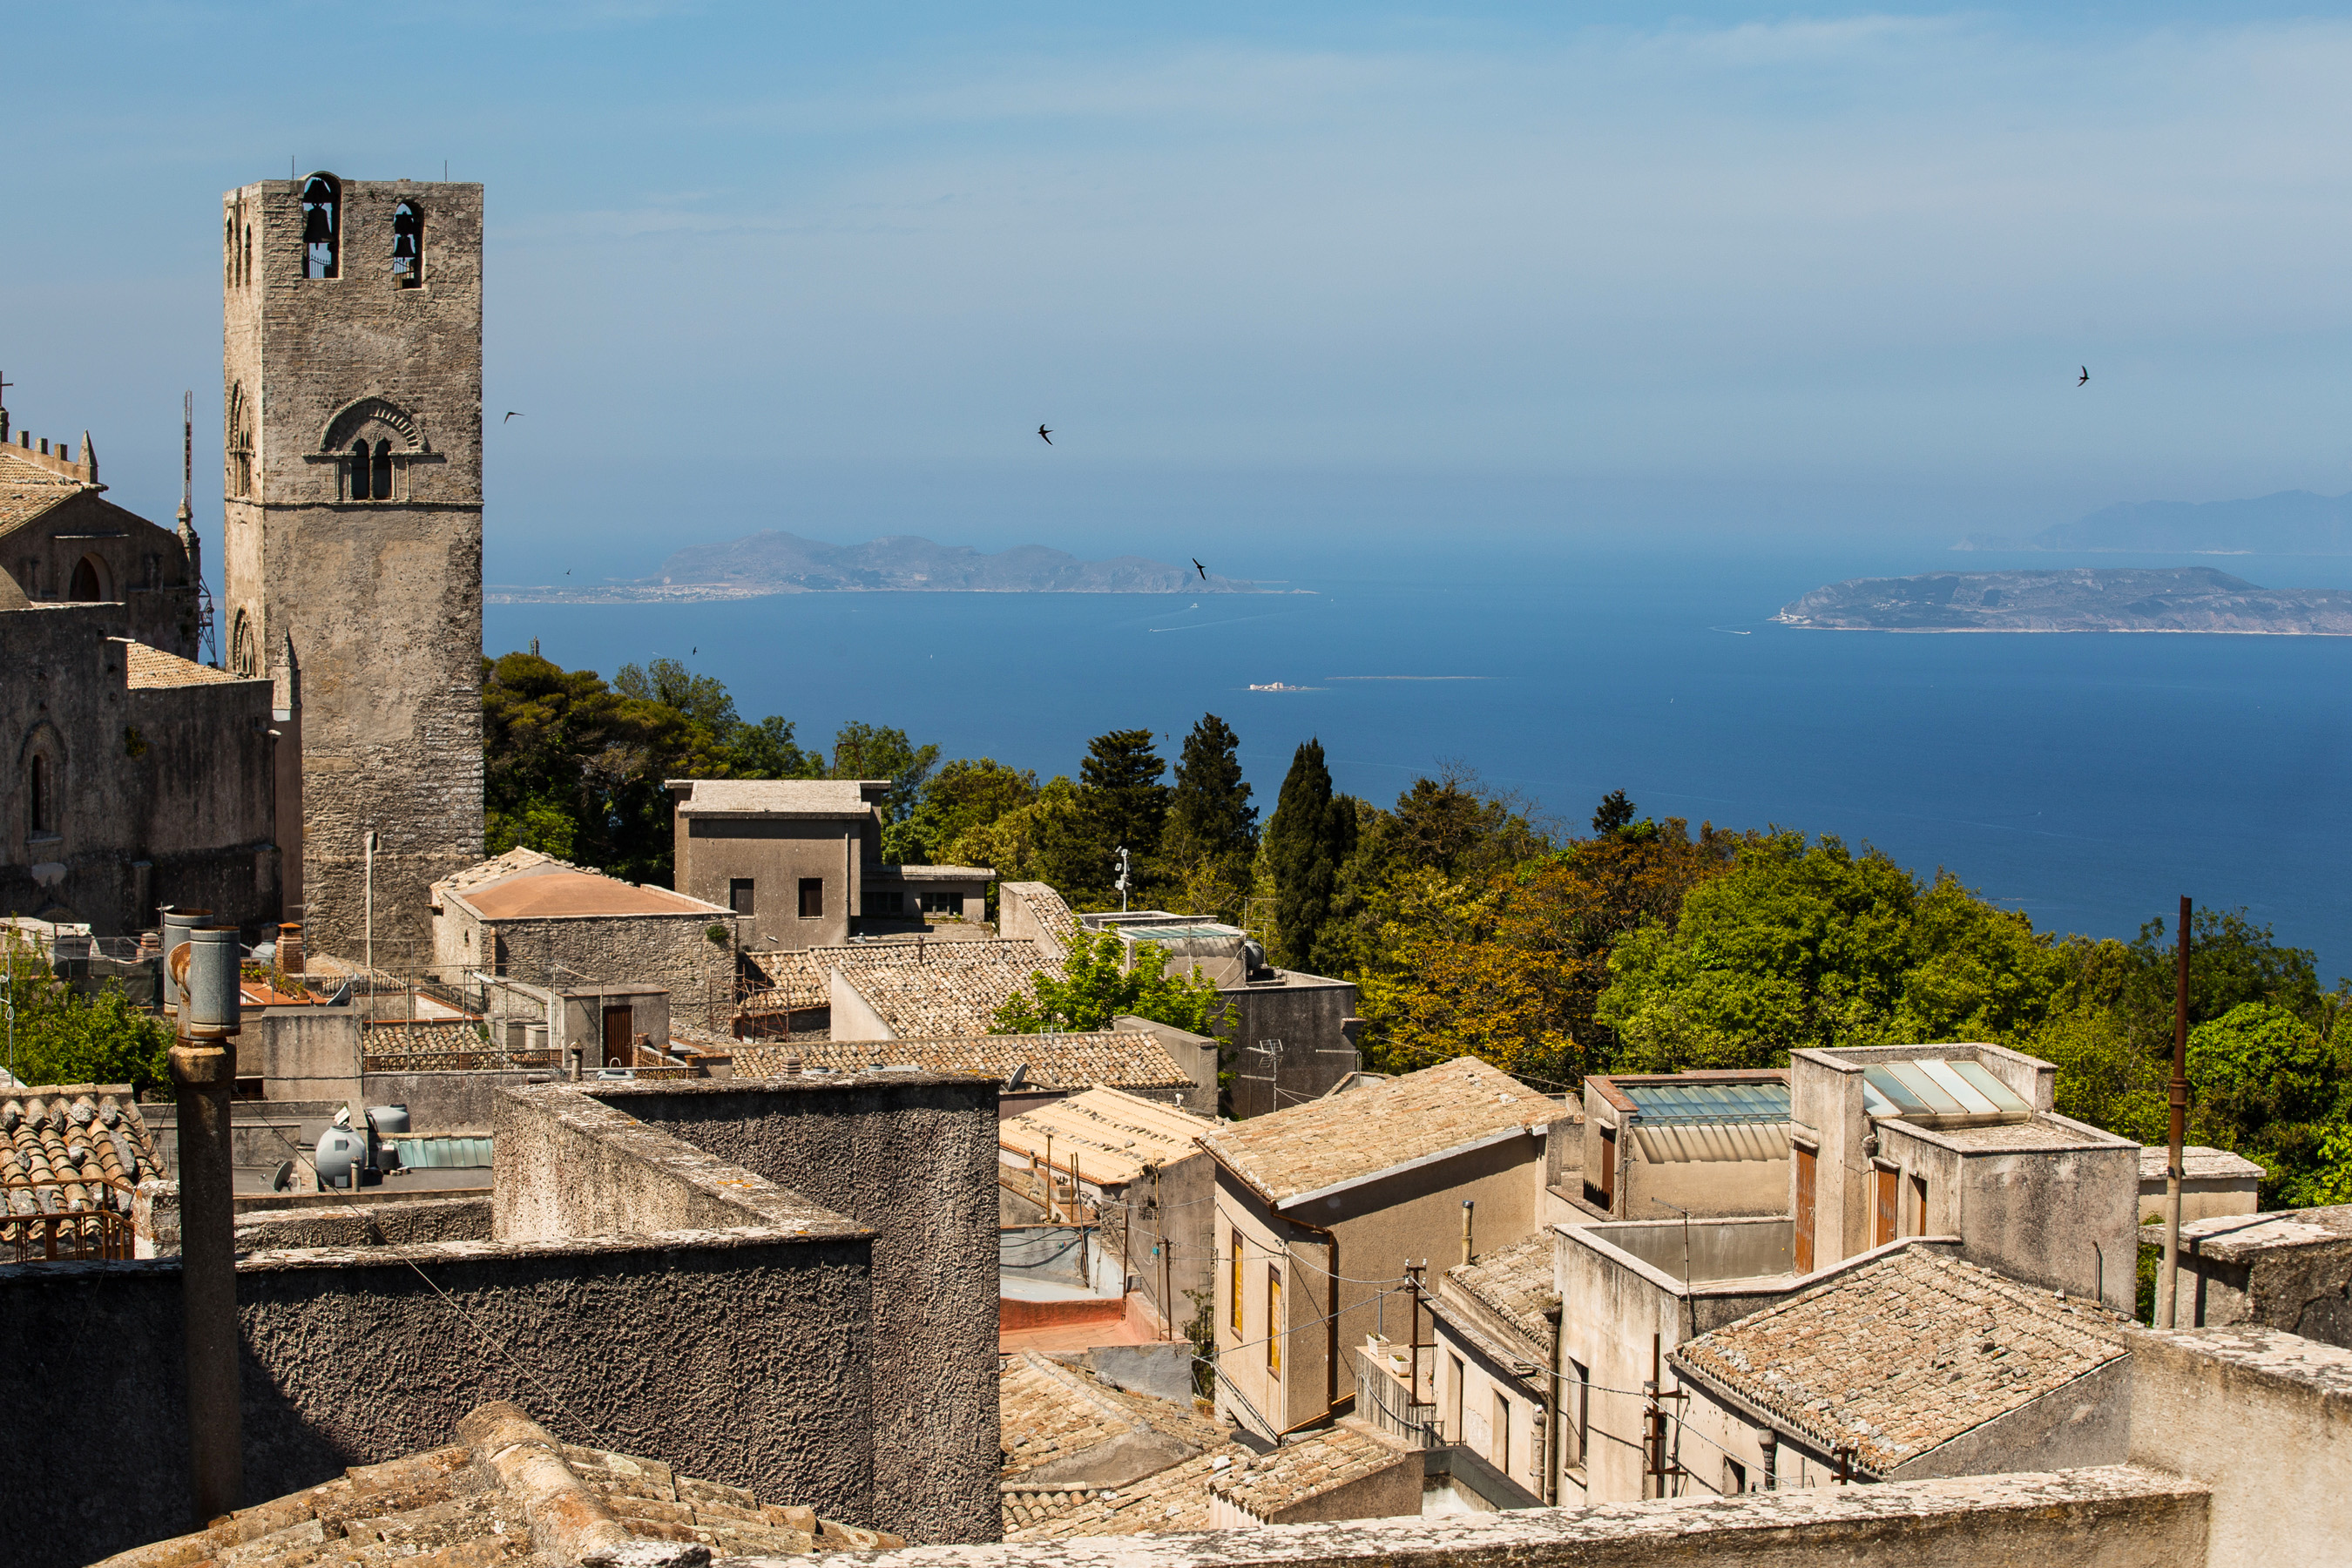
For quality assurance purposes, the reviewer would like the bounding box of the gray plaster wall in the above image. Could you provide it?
[478,907,737,1030]
[1891,1354,2133,1481]
[675,812,863,949]
[221,176,486,960]
[1124,1146,1216,1333]
[1112,1016,1221,1117]
[0,600,280,936]
[603,1077,1002,1545]
[0,1227,872,1568]
[1221,972,1360,1119]
[1881,1123,2139,1315]
[252,1004,362,1101]
[2127,1325,2352,1568]
[234,1193,490,1248]
[362,1067,546,1132]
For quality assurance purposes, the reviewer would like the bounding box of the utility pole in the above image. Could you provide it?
[2161,895,2193,1328]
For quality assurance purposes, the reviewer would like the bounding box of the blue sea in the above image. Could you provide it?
[487,543,2352,977]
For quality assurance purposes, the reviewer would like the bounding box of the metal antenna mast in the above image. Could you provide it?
[181,390,221,666]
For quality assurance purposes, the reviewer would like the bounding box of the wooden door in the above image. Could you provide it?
[1794,1146,1816,1274]
[602,1005,632,1067]
[1598,1128,1618,1211]
[1874,1167,1897,1247]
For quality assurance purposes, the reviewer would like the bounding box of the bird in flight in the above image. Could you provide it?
[2077,367,2089,387]
[1037,424,1052,445]
[504,410,524,422]
[1192,558,1206,580]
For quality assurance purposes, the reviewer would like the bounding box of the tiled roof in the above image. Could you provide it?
[999,1351,1226,1483]
[436,846,562,899]
[3,1086,165,1220]
[1004,1444,1239,1541]
[0,444,90,531]
[123,642,247,689]
[2139,1144,2268,1182]
[1002,881,1083,960]
[998,1351,1231,1538]
[92,1402,899,1567]
[731,1031,1192,1090]
[461,867,727,920]
[1203,1056,1560,1206]
[741,948,834,1011]
[1445,1235,1555,1348]
[1206,1423,1407,1520]
[1669,1246,2130,1477]
[669,778,885,816]
[998,1087,1216,1187]
[836,939,1055,1035]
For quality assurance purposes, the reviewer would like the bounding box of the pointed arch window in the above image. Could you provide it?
[226,384,254,497]
[29,753,52,835]
[392,202,424,287]
[347,438,395,501]
[300,172,341,280]
[230,610,259,678]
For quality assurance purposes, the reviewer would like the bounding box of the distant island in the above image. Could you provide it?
[489,531,1257,603]
[1956,489,2352,554]
[1777,567,2352,634]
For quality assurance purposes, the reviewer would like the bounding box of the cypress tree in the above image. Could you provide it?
[1166,714,1256,866]
[1263,738,1354,970]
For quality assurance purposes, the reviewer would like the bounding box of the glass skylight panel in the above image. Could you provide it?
[1915,1058,2000,1117]
[1946,1058,2031,1115]
[1882,1060,1967,1118]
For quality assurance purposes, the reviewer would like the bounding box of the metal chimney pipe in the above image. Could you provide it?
[169,923,243,1527]
[1461,1199,1475,1266]
[159,907,211,1013]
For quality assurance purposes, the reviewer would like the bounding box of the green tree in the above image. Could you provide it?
[614,658,740,735]
[1260,739,1358,971]
[828,721,941,827]
[889,758,1039,866]
[1044,729,1170,906]
[726,714,820,780]
[1592,789,1638,835]
[1164,714,1256,922]
[3,937,173,1099]
[993,929,1226,1036]
[1595,833,2065,1071]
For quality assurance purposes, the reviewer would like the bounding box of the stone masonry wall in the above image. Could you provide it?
[0,1227,873,1568]
[615,1077,1003,1545]
[222,177,485,961]
[483,909,740,1031]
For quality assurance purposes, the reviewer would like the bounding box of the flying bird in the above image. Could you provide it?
[504,410,524,422]
[1192,558,1206,580]
[2077,367,2089,387]
[1037,424,1052,445]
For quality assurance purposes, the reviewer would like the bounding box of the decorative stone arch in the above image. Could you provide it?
[67,553,112,603]
[17,720,66,845]
[226,382,254,497]
[320,397,428,503]
[230,607,260,678]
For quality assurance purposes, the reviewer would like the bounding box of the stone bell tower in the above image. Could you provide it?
[220,172,484,963]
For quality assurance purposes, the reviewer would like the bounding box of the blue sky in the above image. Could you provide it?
[14,3,2352,579]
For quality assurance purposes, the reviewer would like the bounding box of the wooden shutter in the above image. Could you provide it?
[1794,1146,1816,1274]
[1874,1166,1897,1247]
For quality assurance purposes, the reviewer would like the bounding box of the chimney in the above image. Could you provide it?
[169,923,246,1526]
[1461,1199,1475,1266]
[277,923,304,983]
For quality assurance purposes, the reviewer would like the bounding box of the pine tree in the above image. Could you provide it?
[1263,739,1355,970]
[1043,728,1170,903]
[1165,714,1255,918]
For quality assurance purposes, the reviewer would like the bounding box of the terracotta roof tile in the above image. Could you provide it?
[122,641,247,688]
[1206,1423,1408,1519]
[731,1031,1190,1091]
[0,445,91,532]
[1443,1234,1554,1349]
[1004,1444,1240,1541]
[91,1403,898,1567]
[2,1085,165,1236]
[998,1088,1216,1186]
[997,1352,1231,1538]
[1670,1246,2130,1477]
[1203,1057,1560,1206]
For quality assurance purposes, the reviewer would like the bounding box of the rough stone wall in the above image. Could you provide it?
[362,1068,545,1131]
[841,1465,2209,1568]
[0,486,202,654]
[233,1193,490,1248]
[1222,975,1361,1119]
[613,1077,1002,1544]
[221,177,485,961]
[0,601,279,933]
[2127,1326,2352,1568]
[0,1228,873,1568]
[483,909,738,1030]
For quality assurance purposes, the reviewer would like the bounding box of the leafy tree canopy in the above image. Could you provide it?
[1165,714,1257,924]
[3,938,173,1100]
[993,929,1226,1037]
[887,758,1039,866]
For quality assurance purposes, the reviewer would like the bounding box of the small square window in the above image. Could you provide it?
[798,878,824,918]
[729,878,755,916]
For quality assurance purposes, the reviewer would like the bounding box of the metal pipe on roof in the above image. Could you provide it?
[170,924,243,1528]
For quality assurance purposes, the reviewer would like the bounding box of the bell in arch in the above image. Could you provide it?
[303,204,335,244]
[392,232,418,260]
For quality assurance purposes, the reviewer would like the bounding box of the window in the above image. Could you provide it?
[729,879,755,916]
[300,172,341,279]
[28,754,51,834]
[1494,1391,1511,1474]
[1266,1266,1283,1375]
[1230,1227,1244,1335]
[798,877,824,918]
[347,438,393,501]
[226,384,253,497]
[230,609,259,678]
[392,201,424,287]
[371,439,393,500]
[919,890,958,915]
[1448,1355,1465,1440]
[1724,1458,1748,1496]
[68,556,104,602]
[1566,1360,1589,1470]
[1911,1173,1930,1234]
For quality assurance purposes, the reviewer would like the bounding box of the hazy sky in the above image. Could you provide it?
[15,3,2352,578]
